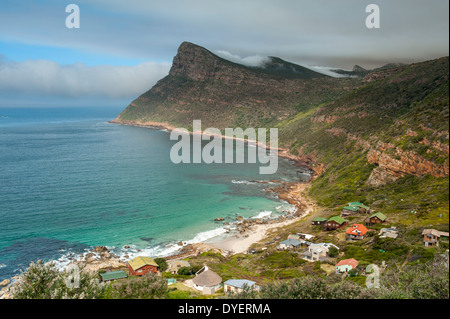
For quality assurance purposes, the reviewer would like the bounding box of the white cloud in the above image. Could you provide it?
[0,59,171,98]
[215,50,271,67]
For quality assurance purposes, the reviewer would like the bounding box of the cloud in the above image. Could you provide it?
[0,59,171,98]
[214,50,270,67]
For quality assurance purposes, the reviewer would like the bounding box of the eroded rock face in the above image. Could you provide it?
[366,146,449,186]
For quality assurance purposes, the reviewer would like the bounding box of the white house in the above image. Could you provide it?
[192,266,222,295]
[302,242,339,262]
[224,279,260,293]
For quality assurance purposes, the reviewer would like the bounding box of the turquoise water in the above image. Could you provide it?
[0,107,306,281]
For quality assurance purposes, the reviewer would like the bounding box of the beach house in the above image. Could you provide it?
[422,229,449,247]
[224,279,260,293]
[365,212,387,226]
[335,258,359,274]
[192,265,222,295]
[278,238,302,250]
[167,259,191,275]
[127,256,159,276]
[323,216,348,231]
[346,224,369,241]
[302,242,339,262]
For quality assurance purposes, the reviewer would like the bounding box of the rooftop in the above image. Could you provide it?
[224,279,258,289]
[127,256,158,271]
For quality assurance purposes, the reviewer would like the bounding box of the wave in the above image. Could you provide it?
[231,179,257,185]
[251,210,272,219]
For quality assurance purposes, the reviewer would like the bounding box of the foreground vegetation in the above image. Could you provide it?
[10,254,448,299]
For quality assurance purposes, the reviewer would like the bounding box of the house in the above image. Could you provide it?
[224,279,260,293]
[341,205,359,217]
[287,234,300,241]
[348,202,371,213]
[335,258,359,274]
[278,238,302,250]
[297,233,315,241]
[99,270,127,282]
[302,243,339,262]
[346,224,369,241]
[379,227,399,239]
[167,259,191,275]
[192,265,222,295]
[127,256,159,276]
[341,202,370,216]
[422,229,450,247]
[365,212,387,226]
[312,217,327,225]
[323,216,348,231]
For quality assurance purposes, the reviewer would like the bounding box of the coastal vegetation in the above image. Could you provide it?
[10,254,448,299]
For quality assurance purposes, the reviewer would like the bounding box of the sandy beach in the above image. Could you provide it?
[207,182,315,255]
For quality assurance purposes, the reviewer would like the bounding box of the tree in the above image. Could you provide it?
[154,258,168,272]
[328,246,339,257]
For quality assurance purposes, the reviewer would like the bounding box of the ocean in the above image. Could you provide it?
[0,107,307,281]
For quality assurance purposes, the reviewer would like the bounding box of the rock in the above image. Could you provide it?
[178,241,184,246]
[0,279,10,287]
[93,246,109,253]
[214,217,224,221]
[124,245,130,249]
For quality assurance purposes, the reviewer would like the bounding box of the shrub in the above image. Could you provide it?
[106,273,168,299]
[154,258,168,272]
[13,261,104,299]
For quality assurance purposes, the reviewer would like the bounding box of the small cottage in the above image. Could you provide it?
[312,217,327,225]
[341,205,359,217]
[192,266,222,295]
[224,279,260,293]
[278,238,302,250]
[379,227,399,239]
[323,216,348,231]
[167,259,191,275]
[348,202,371,213]
[100,270,127,282]
[346,224,369,241]
[127,256,159,276]
[365,212,387,226]
[335,258,359,274]
[302,242,339,262]
[422,229,449,247]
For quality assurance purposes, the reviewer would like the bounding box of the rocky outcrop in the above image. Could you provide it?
[366,145,449,186]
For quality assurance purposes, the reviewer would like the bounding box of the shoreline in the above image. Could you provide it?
[108,118,311,168]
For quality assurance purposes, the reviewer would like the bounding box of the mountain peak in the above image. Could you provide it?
[169,42,329,81]
[169,42,224,80]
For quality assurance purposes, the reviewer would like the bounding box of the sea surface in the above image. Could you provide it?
[0,107,308,281]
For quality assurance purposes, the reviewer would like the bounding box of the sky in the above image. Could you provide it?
[0,0,448,108]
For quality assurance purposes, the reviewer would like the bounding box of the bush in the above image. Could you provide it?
[154,258,168,272]
[105,273,168,299]
[13,261,104,299]
[328,246,339,257]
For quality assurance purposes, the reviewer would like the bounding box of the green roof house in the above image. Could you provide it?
[100,270,127,282]
[366,212,387,226]
[312,217,327,225]
[342,202,370,216]
[324,216,348,231]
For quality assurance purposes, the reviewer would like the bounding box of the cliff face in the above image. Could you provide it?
[114,42,359,130]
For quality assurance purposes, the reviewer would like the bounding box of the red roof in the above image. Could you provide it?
[336,258,359,268]
[346,224,368,236]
